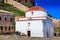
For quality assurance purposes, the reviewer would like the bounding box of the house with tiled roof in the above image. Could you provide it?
[0,10,14,34]
[15,6,54,37]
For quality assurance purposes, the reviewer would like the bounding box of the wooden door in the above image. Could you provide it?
[27,31,31,36]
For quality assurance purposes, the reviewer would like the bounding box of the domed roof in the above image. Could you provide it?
[27,6,44,11]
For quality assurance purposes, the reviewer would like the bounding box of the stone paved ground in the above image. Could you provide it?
[0,35,60,40]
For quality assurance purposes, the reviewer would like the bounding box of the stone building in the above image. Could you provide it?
[14,0,34,7]
[4,0,34,7]
[0,10,14,34]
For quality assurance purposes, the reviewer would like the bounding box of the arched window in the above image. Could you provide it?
[10,18,12,22]
[0,17,1,21]
[31,11,34,16]
[9,27,10,31]
[1,27,3,31]
[5,17,7,21]
[25,0,27,3]
[30,0,32,3]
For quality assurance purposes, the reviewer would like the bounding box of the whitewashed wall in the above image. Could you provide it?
[30,20,44,37]
[16,20,44,37]
[46,18,54,37]
[16,18,54,37]
[16,21,28,35]
[26,11,47,17]
[43,18,54,37]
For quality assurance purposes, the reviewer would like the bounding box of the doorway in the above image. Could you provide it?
[27,31,31,36]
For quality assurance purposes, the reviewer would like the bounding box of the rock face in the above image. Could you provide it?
[4,0,34,12]
[49,17,60,33]
[52,18,60,28]
[48,17,59,28]
[4,0,28,12]
[14,0,34,7]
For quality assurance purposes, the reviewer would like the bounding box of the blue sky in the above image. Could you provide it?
[34,0,60,19]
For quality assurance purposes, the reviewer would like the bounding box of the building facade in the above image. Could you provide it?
[16,6,54,37]
[0,10,14,34]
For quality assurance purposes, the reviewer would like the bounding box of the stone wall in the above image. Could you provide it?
[4,0,28,12]
[14,0,34,7]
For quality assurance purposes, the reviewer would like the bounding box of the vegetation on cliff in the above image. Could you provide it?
[0,3,25,16]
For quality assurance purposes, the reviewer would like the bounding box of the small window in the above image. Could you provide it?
[0,17,1,21]
[54,33,56,36]
[31,11,34,16]
[5,17,7,21]
[1,27,3,31]
[9,27,10,31]
[30,0,32,3]
[28,22,30,27]
[25,0,27,2]
[10,18,12,22]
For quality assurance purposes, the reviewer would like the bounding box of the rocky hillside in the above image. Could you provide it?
[49,17,60,32]
[4,0,28,12]
[0,3,25,16]
[0,35,60,40]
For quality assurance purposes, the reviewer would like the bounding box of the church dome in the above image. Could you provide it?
[27,6,44,11]
[26,6,47,18]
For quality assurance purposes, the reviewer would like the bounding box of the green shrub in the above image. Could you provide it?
[0,3,25,16]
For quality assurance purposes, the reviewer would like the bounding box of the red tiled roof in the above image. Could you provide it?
[15,16,24,21]
[28,17,33,20]
[27,6,44,11]
[15,16,24,18]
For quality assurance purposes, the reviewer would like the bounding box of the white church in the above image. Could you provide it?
[15,6,54,37]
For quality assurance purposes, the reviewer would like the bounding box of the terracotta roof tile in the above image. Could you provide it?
[15,16,24,18]
[28,17,33,20]
[27,6,44,11]
[15,16,24,21]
